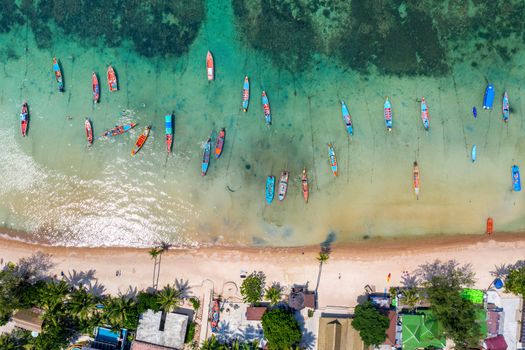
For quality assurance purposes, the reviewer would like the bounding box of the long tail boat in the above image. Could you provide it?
[101,123,136,138]
[85,118,93,145]
[202,137,212,176]
[302,168,309,203]
[384,97,392,131]
[413,161,420,199]
[107,66,118,92]
[471,144,477,162]
[131,125,151,156]
[53,57,64,92]
[262,91,271,126]
[341,101,353,136]
[486,217,494,235]
[20,102,29,137]
[328,143,338,177]
[206,51,214,81]
[278,171,289,201]
[92,72,100,103]
[242,76,250,112]
[512,165,521,192]
[483,84,495,110]
[266,176,275,205]
[502,91,509,122]
[165,114,173,154]
[421,97,430,130]
[215,128,225,158]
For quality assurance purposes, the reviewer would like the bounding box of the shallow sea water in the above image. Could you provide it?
[0,1,525,247]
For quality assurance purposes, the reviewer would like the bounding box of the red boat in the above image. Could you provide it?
[20,102,29,137]
[101,123,136,138]
[486,217,494,235]
[131,125,151,156]
[107,66,118,92]
[206,51,214,81]
[92,72,100,103]
[85,118,93,145]
[302,168,309,203]
[215,128,225,158]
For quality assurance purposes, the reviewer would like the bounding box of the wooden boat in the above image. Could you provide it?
[421,97,429,130]
[53,57,64,92]
[206,51,214,81]
[341,101,353,136]
[131,125,151,156]
[262,91,271,126]
[85,118,93,145]
[302,168,309,203]
[242,76,250,112]
[20,102,29,137]
[107,66,118,92]
[413,161,420,199]
[210,299,220,332]
[92,72,100,103]
[486,217,494,235]
[165,114,173,154]
[328,143,338,177]
[266,176,275,205]
[471,144,477,162]
[483,84,495,110]
[502,91,509,122]
[384,97,392,131]
[278,171,289,201]
[202,137,212,176]
[472,106,477,119]
[101,123,136,138]
[215,128,225,158]
[512,165,521,192]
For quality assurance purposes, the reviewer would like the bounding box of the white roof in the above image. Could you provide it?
[500,295,521,350]
[136,310,189,349]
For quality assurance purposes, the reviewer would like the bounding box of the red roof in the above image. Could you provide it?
[304,293,315,309]
[384,310,396,345]
[131,340,174,350]
[246,306,267,321]
[485,335,508,350]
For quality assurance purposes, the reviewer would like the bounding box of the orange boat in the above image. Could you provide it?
[92,72,100,103]
[302,168,309,203]
[107,66,118,92]
[131,126,151,156]
[206,51,214,81]
[486,217,494,235]
[413,161,420,199]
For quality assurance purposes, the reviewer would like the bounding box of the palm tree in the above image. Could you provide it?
[0,334,21,350]
[68,286,98,322]
[401,288,421,313]
[157,284,181,313]
[315,252,329,292]
[149,247,161,288]
[155,241,172,289]
[102,296,134,330]
[40,280,70,313]
[201,336,226,350]
[265,285,282,305]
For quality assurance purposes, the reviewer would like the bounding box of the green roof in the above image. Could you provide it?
[476,309,488,338]
[402,310,446,350]
[461,289,484,305]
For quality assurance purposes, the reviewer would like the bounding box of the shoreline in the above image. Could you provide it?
[1,231,524,308]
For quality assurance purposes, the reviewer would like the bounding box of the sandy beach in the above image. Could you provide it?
[1,233,524,308]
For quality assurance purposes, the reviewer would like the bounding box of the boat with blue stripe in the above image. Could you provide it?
[165,114,173,154]
[242,76,250,112]
[266,176,275,204]
[384,97,392,131]
[328,143,338,176]
[471,145,476,162]
[341,101,353,136]
[483,84,495,110]
[201,137,211,176]
[512,165,521,192]
[502,92,509,122]
[421,97,429,130]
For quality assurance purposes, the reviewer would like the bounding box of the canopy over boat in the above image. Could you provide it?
[483,84,495,110]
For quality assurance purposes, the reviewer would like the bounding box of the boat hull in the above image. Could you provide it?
[101,123,136,138]
[413,162,420,199]
[92,73,100,103]
[328,144,338,177]
[262,91,271,126]
[131,126,151,156]
[483,84,495,110]
[266,176,275,204]
[302,169,309,203]
[20,102,29,137]
[502,92,509,122]
[242,76,250,112]
[107,66,118,92]
[206,51,214,81]
[202,138,211,176]
[471,145,476,162]
[421,98,429,130]
[53,57,64,92]
[278,172,289,201]
[215,129,225,158]
[341,101,353,136]
[165,114,173,154]
[512,165,521,192]
[384,98,392,130]
[85,118,93,145]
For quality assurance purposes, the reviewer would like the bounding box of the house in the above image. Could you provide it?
[132,310,189,350]
[12,308,43,335]
[246,306,267,321]
[401,310,446,350]
[317,316,366,350]
[212,301,265,344]
[484,335,508,350]
[289,285,316,311]
[486,290,523,350]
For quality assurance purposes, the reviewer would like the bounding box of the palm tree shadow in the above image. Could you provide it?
[64,269,97,288]
[15,252,55,282]
[86,280,106,297]
[175,278,192,298]
[215,320,233,343]
[121,285,138,300]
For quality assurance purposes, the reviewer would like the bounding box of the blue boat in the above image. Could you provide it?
[384,97,392,131]
[471,145,476,162]
[502,92,509,122]
[165,114,173,154]
[472,106,477,119]
[512,165,521,192]
[328,143,338,176]
[262,91,271,126]
[201,137,211,176]
[483,84,495,110]
[242,76,250,112]
[53,57,64,92]
[266,176,275,204]
[341,101,353,136]
[421,97,430,130]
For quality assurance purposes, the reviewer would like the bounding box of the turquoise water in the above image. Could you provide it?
[1,1,525,247]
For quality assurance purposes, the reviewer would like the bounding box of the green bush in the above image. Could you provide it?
[351,301,389,346]
[185,321,196,343]
[261,308,301,350]
[190,297,200,310]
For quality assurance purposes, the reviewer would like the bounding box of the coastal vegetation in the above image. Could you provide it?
[351,301,390,346]
[261,307,302,350]
[11,0,205,57]
[504,262,525,296]
[240,271,266,304]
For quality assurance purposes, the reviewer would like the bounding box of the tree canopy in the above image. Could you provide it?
[261,308,302,350]
[505,266,525,296]
[351,301,389,346]
[240,271,266,304]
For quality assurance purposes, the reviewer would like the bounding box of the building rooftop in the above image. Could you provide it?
[317,317,365,350]
[289,286,316,311]
[401,310,446,350]
[130,341,176,350]
[485,335,508,350]
[246,306,267,321]
[135,310,188,350]
[384,310,397,346]
[12,308,43,334]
